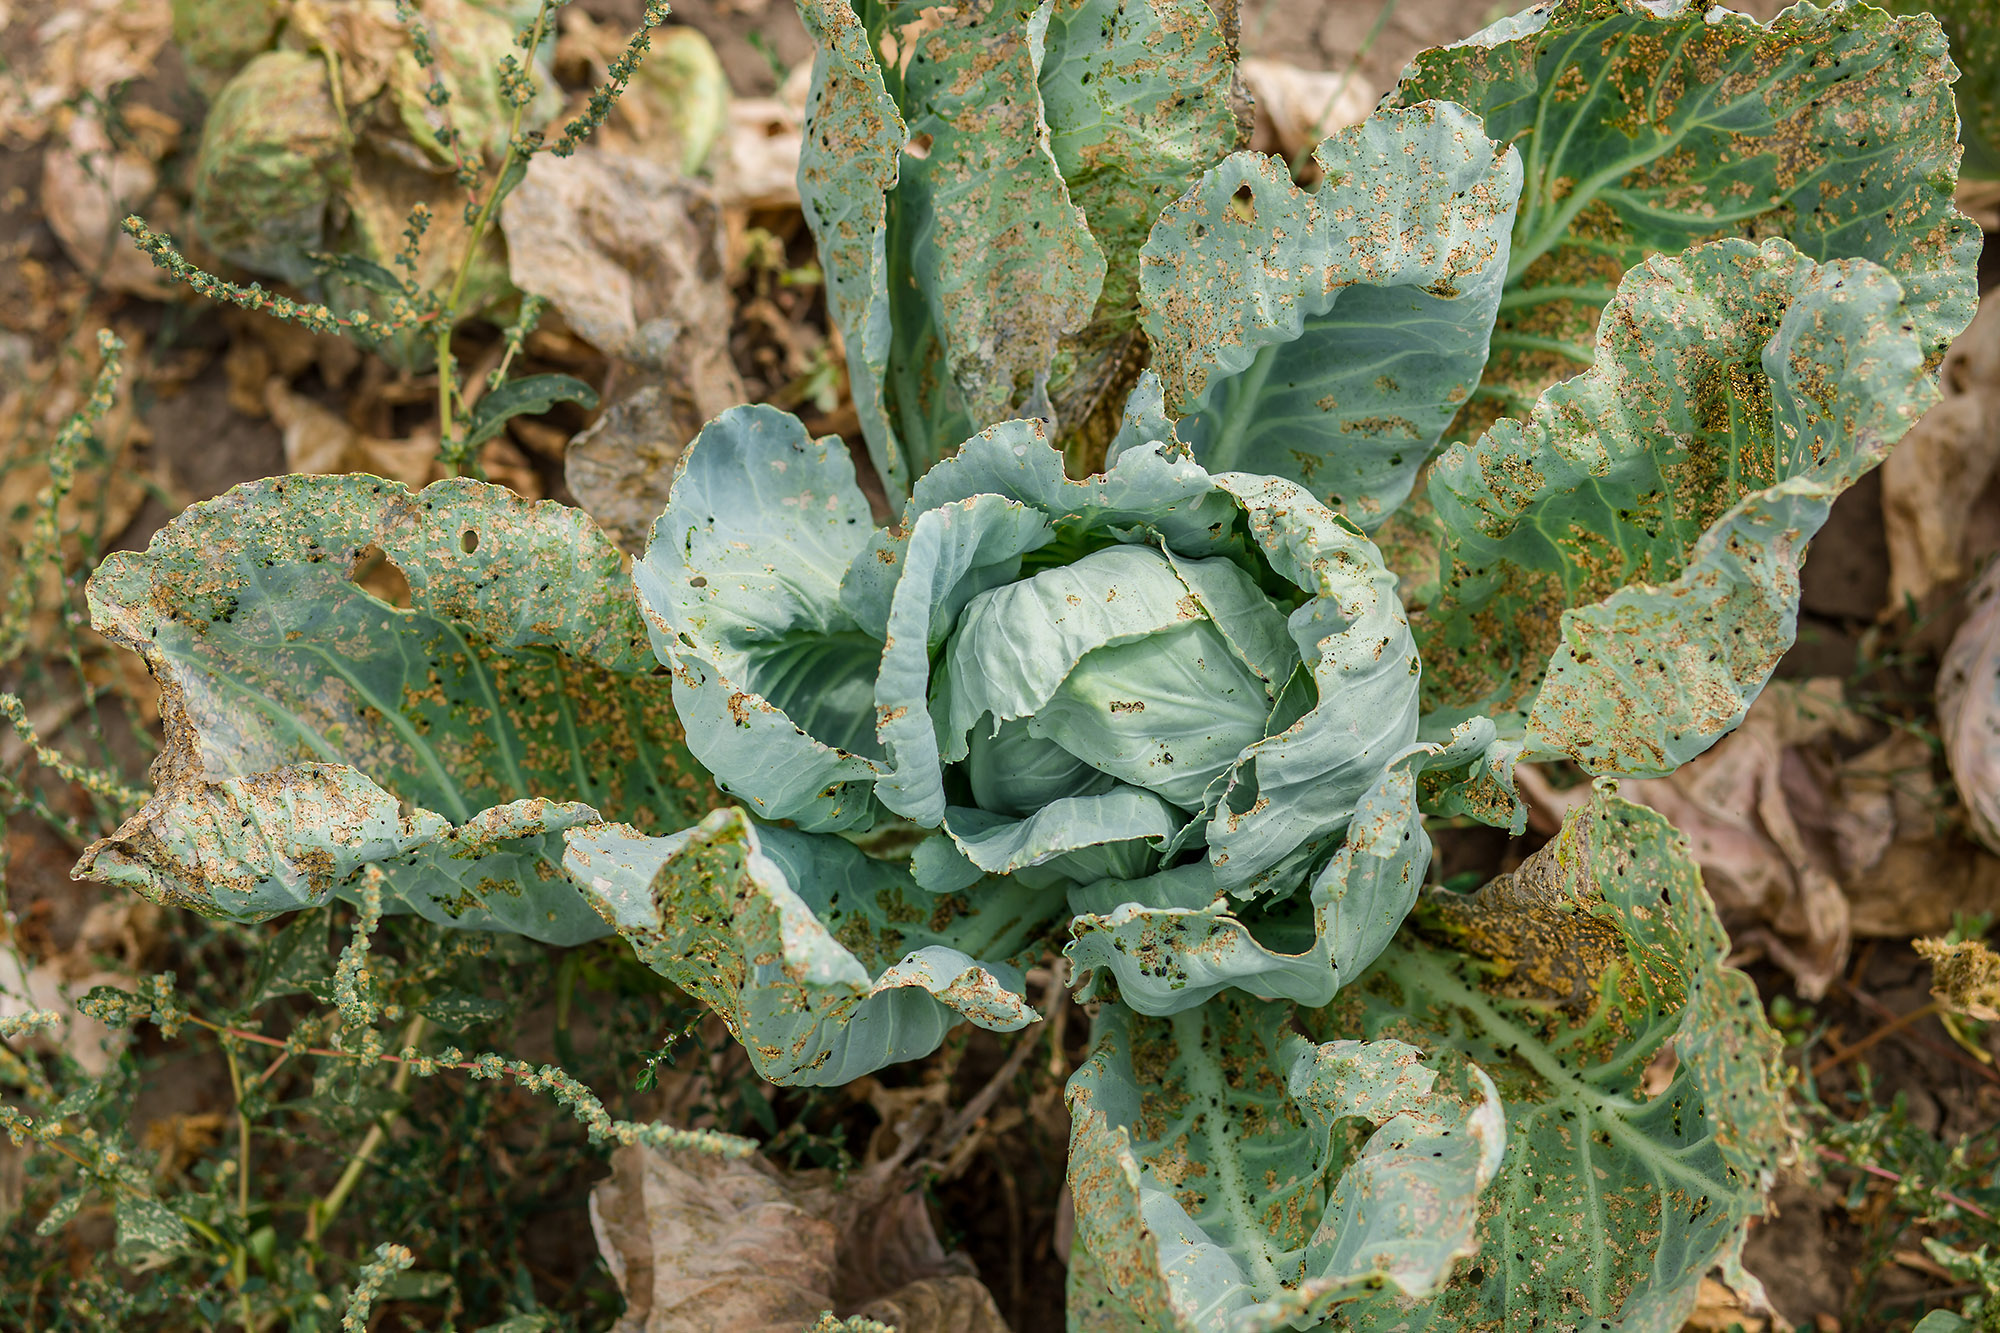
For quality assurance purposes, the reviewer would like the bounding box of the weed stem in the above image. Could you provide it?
[1814,1143,1995,1223]
[309,1013,430,1247]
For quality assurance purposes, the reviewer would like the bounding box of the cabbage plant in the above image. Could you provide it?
[81,1,1978,1328]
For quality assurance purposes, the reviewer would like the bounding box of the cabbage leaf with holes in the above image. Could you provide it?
[77,1,1980,1327]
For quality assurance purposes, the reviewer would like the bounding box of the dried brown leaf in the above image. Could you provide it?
[1842,832,2000,939]
[590,1146,837,1333]
[588,1144,1011,1333]
[1940,558,2000,855]
[1237,58,1375,165]
[565,383,698,555]
[340,142,513,330]
[1828,728,2000,937]
[1884,294,2000,611]
[266,379,434,488]
[0,958,130,1076]
[40,103,179,297]
[497,146,741,548]
[1,325,152,644]
[140,1110,227,1179]
[475,435,541,501]
[220,307,361,417]
[0,0,171,145]
[557,11,730,175]
[283,0,402,109]
[1683,1275,1786,1333]
[851,1277,1009,1332]
[1957,178,2000,232]
[500,148,740,374]
[1530,677,2000,976]
[710,66,810,210]
[264,380,539,498]
[0,899,157,1077]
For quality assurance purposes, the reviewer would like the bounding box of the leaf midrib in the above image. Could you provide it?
[1390,945,1722,1197]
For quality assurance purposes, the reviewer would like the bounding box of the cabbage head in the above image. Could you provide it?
[637,393,1441,933]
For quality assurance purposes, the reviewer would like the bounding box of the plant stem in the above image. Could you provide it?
[436,0,556,471]
[179,1012,754,1158]
[31,1135,229,1247]
[437,345,458,475]
[222,1038,252,1222]
[1937,1009,1994,1065]
[220,1038,261,1332]
[1836,980,2000,1087]
[1811,1001,1939,1079]
[1814,1143,1995,1223]
[184,1014,473,1071]
[446,14,547,316]
[308,1013,430,1247]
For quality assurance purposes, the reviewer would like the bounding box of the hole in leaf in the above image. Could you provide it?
[350,543,413,609]
[690,575,708,588]
[1229,182,1256,225]
[460,528,479,553]
[906,131,934,159]
[1640,1042,1679,1097]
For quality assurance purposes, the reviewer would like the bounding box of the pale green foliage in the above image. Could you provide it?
[75,475,721,941]
[1419,238,1938,794]
[1392,0,1977,426]
[564,808,1051,1085]
[1067,998,1505,1331]
[1311,794,1794,1331]
[635,402,1422,912]
[797,0,1242,484]
[1139,102,1521,528]
[1911,1238,2000,1331]
[77,1,1986,1329]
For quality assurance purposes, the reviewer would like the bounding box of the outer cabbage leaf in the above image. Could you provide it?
[1913,1313,1978,1333]
[563,808,1058,1085]
[796,0,906,484]
[1065,994,1505,1332]
[1064,723,1494,1015]
[1883,0,2000,180]
[880,0,1106,476]
[794,0,1243,487]
[906,415,1238,554]
[74,476,720,943]
[1389,0,1978,429]
[1418,237,1935,785]
[634,405,889,833]
[1141,102,1522,528]
[1312,791,1795,1331]
[1038,0,1243,464]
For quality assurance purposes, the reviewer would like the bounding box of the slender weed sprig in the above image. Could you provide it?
[0,330,126,666]
[119,0,667,480]
[1,4,752,1327]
